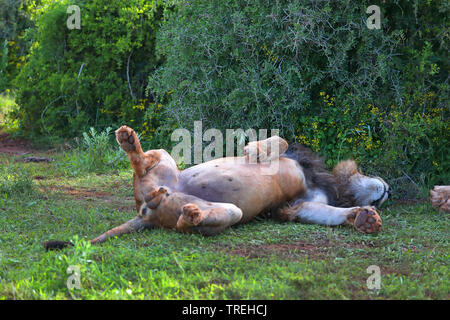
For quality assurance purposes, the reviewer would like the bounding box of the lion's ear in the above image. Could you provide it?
[333,160,359,183]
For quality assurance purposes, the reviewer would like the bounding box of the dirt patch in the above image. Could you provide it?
[38,184,136,212]
[0,131,34,155]
[224,239,372,260]
[41,185,114,198]
[382,265,411,277]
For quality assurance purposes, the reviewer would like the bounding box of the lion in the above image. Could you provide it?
[85,125,391,245]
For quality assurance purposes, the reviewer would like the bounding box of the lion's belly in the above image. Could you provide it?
[177,157,306,222]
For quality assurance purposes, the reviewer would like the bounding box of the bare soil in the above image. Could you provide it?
[0,131,33,155]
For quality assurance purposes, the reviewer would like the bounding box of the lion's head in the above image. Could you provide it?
[139,186,170,218]
[333,160,391,207]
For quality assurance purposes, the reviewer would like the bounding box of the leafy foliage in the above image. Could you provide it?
[56,127,128,176]
[0,0,36,91]
[13,0,169,137]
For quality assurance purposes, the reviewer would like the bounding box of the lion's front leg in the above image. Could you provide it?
[90,216,152,244]
[345,207,382,233]
[277,202,382,234]
[244,136,288,163]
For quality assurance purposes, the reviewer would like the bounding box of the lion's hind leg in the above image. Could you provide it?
[277,202,382,234]
[176,202,243,236]
[115,126,160,177]
[116,125,143,153]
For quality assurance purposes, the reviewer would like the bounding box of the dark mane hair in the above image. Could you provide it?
[281,143,338,206]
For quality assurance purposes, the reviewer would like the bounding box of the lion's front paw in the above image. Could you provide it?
[177,204,204,230]
[347,207,382,234]
[243,141,260,163]
[115,126,138,152]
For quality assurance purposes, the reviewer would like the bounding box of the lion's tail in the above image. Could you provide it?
[42,240,74,251]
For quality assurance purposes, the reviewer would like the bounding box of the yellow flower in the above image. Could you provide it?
[296,134,308,145]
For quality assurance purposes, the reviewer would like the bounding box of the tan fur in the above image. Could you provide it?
[333,160,359,184]
[244,136,289,163]
[333,160,360,207]
[430,186,450,213]
[116,126,161,178]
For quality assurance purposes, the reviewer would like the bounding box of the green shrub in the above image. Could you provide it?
[0,39,8,91]
[0,0,36,92]
[149,0,401,132]
[56,127,128,176]
[13,0,169,137]
[7,0,449,197]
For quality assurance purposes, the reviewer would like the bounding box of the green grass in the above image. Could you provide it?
[0,150,448,300]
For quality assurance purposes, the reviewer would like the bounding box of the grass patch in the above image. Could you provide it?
[0,148,448,300]
[54,127,129,177]
[0,165,35,196]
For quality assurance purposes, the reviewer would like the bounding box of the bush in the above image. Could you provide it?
[149,0,402,132]
[13,0,169,138]
[56,127,128,176]
[148,0,449,194]
[0,0,36,92]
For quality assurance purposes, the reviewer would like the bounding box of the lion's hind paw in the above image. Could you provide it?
[177,203,204,230]
[115,126,138,152]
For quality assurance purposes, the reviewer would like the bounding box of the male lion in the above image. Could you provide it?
[88,126,390,244]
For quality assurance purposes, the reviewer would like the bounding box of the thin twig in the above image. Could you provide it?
[127,50,135,100]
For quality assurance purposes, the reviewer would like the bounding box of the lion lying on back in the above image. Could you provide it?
[45,125,391,249]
